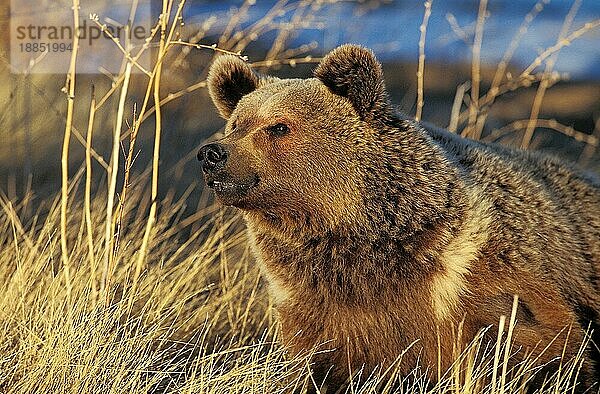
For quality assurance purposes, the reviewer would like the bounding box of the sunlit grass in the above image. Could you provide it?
[0,177,302,392]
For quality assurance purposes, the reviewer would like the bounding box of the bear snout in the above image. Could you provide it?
[198,143,260,206]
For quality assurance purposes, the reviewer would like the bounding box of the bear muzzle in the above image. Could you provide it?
[198,143,259,206]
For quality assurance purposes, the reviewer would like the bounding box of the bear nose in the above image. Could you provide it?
[198,143,228,172]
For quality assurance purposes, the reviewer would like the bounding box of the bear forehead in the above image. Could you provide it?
[234,78,353,121]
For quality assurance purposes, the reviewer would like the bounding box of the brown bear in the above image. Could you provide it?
[199,44,600,391]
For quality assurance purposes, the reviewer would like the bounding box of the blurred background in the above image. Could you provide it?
[1,0,599,204]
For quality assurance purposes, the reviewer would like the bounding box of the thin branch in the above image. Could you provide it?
[473,0,548,138]
[416,0,432,122]
[101,61,132,300]
[486,119,598,147]
[520,19,600,78]
[521,0,581,149]
[84,86,97,302]
[466,0,487,139]
[60,0,81,305]
[90,16,152,75]
[129,0,179,312]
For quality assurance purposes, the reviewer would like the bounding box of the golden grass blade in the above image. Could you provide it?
[500,295,519,394]
[101,61,133,301]
[491,315,506,394]
[128,0,173,312]
[60,0,81,305]
[84,86,97,301]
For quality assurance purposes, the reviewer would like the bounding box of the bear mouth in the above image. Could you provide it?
[205,174,259,206]
[207,180,237,193]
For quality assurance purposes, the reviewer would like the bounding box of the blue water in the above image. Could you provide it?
[184,0,600,80]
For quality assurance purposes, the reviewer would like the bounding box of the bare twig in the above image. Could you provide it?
[84,86,97,301]
[521,0,581,149]
[172,41,249,60]
[249,55,322,68]
[486,119,598,147]
[445,13,472,46]
[466,0,487,139]
[473,0,548,137]
[520,19,600,78]
[579,117,600,166]
[265,0,310,62]
[448,82,469,132]
[489,0,548,98]
[129,0,180,311]
[101,61,132,300]
[416,0,432,122]
[90,16,151,75]
[61,0,81,305]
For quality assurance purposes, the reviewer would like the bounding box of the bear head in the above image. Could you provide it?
[200,45,411,232]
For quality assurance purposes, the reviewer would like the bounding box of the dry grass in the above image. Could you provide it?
[1,0,599,392]
[0,177,289,392]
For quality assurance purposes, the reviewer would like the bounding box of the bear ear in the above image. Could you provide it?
[314,44,388,120]
[207,55,260,119]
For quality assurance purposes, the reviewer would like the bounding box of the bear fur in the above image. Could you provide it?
[201,44,600,391]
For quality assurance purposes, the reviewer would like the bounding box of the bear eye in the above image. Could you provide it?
[267,123,290,137]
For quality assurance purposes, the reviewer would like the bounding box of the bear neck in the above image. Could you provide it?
[244,118,469,306]
[364,118,469,249]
